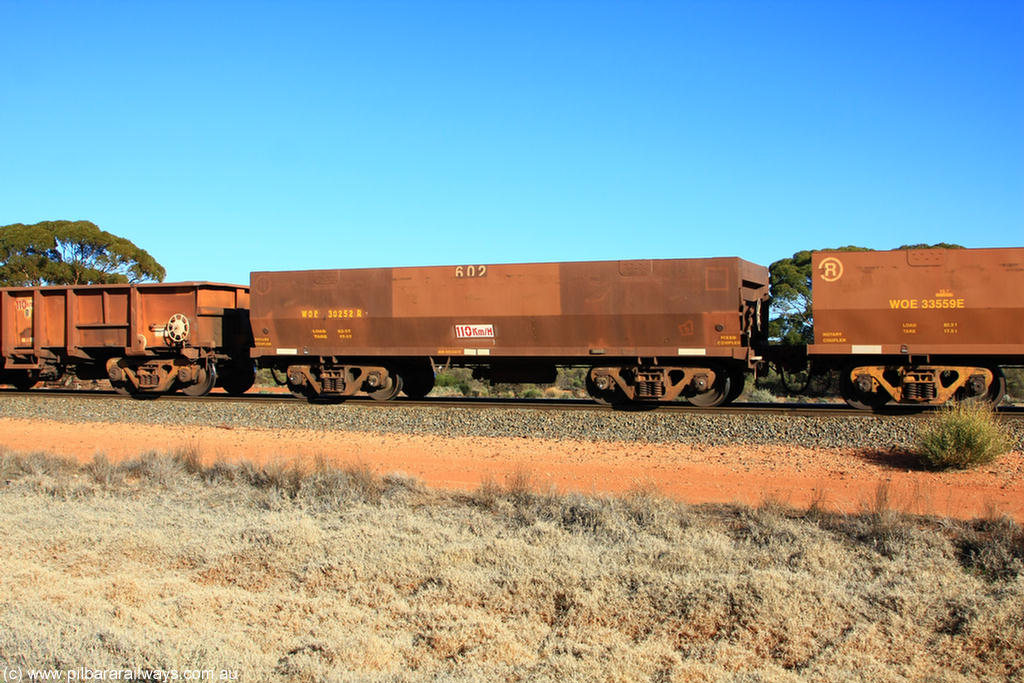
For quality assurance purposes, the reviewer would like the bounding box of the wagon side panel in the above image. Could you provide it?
[811,247,1024,358]
[250,258,768,363]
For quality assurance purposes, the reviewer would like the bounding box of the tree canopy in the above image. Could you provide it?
[0,221,165,286]
[768,243,963,345]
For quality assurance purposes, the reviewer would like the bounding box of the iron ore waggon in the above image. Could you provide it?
[807,247,1024,408]
[0,282,254,397]
[250,258,770,405]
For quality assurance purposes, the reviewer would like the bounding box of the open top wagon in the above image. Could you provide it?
[250,257,770,405]
[808,247,1024,408]
[0,282,254,397]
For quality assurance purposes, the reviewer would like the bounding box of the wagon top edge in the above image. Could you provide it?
[250,256,769,278]
[0,281,248,294]
[813,246,1024,258]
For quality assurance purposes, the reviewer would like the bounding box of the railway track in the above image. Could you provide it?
[5,387,1023,420]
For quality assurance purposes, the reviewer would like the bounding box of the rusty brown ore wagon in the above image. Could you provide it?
[250,258,770,405]
[808,247,1024,408]
[0,282,253,396]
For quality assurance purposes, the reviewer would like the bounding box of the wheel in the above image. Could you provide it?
[182,365,217,397]
[985,367,1007,405]
[686,367,731,407]
[369,372,403,401]
[586,372,623,406]
[8,372,38,392]
[286,372,313,400]
[957,366,1006,407]
[111,382,159,400]
[288,382,311,400]
[840,367,890,410]
[724,367,746,404]
[219,363,256,396]
[401,367,435,399]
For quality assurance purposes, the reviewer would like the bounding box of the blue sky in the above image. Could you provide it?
[2,0,1021,285]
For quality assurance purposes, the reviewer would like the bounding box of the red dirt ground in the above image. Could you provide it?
[1,417,1021,521]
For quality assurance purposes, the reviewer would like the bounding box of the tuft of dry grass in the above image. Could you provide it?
[950,511,1024,582]
[0,450,1022,682]
[173,441,204,475]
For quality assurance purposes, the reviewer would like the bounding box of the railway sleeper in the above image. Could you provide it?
[846,365,997,406]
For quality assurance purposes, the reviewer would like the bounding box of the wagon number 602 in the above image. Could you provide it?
[455,265,488,278]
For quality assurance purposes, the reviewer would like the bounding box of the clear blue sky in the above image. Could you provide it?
[2,0,1021,285]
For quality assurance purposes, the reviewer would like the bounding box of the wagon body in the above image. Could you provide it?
[810,247,1024,358]
[250,258,769,403]
[0,282,252,395]
[251,258,768,361]
[809,247,1024,407]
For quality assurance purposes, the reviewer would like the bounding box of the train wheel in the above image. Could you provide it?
[585,374,622,405]
[985,367,1007,405]
[182,366,217,397]
[111,382,159,400]
[723,367,746,404]
[687,369,731,408]
[958,366,1006,407]
[9,372,39,392]
[840,367,889,411]
[286,375,313,400]
[401,367,435,399]
[220,363,256,396]
[369,372,403,401]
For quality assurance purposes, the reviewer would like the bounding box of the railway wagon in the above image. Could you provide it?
[0,282,254,397]
[809,247,1024,408]
[250,258,770,405]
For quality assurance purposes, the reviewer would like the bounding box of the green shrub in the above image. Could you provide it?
[1005,367,1024,404]
[744,386,777,403]
[915,402,1011,470]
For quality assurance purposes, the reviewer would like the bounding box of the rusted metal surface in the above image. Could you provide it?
[250,258,769,403]
[810,247,1024,358]
[0,282,252,395]
[809,247,1023,406]
[251,258,768,360]
[250,258,768,363]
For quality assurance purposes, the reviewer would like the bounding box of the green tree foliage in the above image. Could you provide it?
[768,243,962,344]
[768,246,870,344]
[0,221,165,286]
[768,249,813,344]
[896,243,964,250]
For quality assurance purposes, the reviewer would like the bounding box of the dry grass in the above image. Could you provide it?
[0,448,1022,682]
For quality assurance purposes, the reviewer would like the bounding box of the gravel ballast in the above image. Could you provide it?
[2,394,1023,450]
